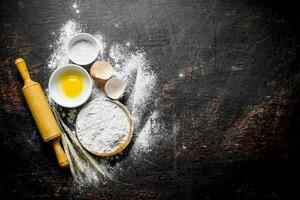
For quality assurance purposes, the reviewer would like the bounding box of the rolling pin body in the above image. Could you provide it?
[15,58,69,168]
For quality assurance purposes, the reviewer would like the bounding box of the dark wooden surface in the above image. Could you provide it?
[1,0,300,199]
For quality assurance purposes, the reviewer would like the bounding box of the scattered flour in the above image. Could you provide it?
[108,44,157,126]
[48,21,81,70]
[132,110,162,154]
[129,66,157,126]
[93,33,105,60]
[47,21,105,70]
[76,98,130,154]
[47,20,162,187]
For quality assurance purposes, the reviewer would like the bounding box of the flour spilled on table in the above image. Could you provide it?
[47,20,163,188]
[48,21,82,70]
[131,110,164,154]
[109,44,157,126]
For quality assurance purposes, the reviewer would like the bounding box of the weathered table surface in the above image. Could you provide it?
[1,0,300,199]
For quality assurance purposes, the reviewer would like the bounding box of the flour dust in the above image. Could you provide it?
[48,21,81,70]
[47,20,164,188]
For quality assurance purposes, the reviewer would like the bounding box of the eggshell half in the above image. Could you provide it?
[90,61,114,85]
[104,77,126,99]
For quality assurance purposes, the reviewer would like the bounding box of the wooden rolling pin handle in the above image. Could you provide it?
[15,58,69,168]
[15,58,32,85]
[52,139,69,168]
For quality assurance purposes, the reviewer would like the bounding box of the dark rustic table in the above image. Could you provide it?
[1,0,300,199]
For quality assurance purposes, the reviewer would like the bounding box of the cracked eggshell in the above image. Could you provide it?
[104,77,126,100]
[90,60,114,85]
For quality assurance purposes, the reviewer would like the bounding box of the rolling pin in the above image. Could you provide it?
[15,58,69,168]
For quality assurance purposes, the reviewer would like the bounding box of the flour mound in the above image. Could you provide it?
[76,98,130,154]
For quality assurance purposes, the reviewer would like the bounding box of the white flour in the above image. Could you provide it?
[93,33,105,60]
[109,44,157,126]
[129,66,157,125]
[69,40,98,64]
[132,110,161,154]
[47,20,161,187]
[48,21,81,70]
[76,98,130,154]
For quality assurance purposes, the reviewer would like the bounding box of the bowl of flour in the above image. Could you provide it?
[76,98,133,156]
[67,33,100,65]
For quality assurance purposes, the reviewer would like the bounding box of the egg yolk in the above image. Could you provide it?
[59,71,84,97]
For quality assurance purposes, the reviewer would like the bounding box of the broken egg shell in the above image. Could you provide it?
[104,77,126,99]
[90,60,114,85]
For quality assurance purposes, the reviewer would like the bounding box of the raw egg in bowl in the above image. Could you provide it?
[49,64,92,108]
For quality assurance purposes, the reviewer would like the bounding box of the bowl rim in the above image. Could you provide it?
[66,32,100,65]
[48,64,93,108]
